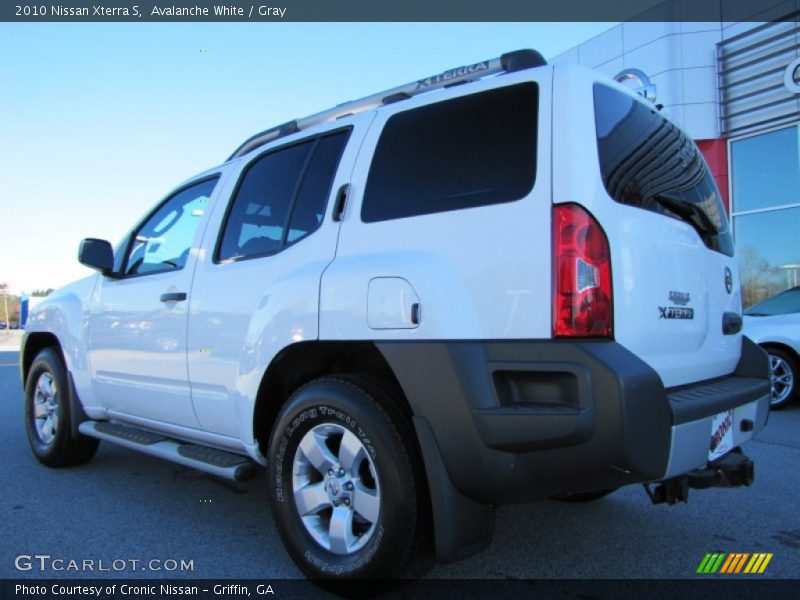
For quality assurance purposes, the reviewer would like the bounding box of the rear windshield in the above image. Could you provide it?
[594,84,733,257]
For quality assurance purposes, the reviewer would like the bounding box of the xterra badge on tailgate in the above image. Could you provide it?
[659,291,694,320]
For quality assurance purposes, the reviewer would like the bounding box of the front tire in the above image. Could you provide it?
[765,347,797,409]
[24,347,99,467]
[268,375,430,580]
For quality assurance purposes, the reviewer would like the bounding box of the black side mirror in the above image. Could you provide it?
[78,238,116,276]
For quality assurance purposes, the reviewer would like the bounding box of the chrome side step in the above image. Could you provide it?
[78,421,258,482]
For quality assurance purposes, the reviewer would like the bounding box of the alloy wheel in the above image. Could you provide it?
[32,372,60,445]
[769,354,794,406]
[292,423,381,555]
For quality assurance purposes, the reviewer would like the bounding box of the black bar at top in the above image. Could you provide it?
[1,0,795,23]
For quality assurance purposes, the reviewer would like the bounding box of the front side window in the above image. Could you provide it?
[218,130,350,262]
[124,177,218,276]
[361,82,538,223]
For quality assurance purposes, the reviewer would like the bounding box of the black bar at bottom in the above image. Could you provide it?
[2,578,795,600]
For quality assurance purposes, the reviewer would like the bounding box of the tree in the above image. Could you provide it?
[738,245,780,308]
[1,294,20,327]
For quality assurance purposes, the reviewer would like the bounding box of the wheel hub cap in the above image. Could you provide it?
[769,355,794,405]
[33,372,59,445]
[292,423,381,555]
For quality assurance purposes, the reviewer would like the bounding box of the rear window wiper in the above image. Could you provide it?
[652,192,718,236]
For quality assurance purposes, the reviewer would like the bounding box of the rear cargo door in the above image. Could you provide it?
[553,68,741,388]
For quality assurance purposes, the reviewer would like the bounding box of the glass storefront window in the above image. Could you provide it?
[731,125,800,308]
[730,125,800,212]
[733,209,800,307]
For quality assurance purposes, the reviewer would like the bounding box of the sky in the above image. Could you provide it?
[0,22,615,293]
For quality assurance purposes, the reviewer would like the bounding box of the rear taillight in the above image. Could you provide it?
[552,203,612,338]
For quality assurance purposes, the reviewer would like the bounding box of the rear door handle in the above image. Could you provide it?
[160,292,187,303]
[332,183,350,222]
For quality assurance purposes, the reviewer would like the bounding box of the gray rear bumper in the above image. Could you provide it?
[664,396,768,479]
[378,336,770,504]
[377,336,770,563]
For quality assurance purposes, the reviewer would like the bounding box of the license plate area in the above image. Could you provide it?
[709,409,734,461]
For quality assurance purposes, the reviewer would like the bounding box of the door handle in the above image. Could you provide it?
[160,292,187,303]
[332,183,350,222]
[410,302,421,325]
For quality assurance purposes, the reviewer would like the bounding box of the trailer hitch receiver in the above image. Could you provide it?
[644,449,755,506]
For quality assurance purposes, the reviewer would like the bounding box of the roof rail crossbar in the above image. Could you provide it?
[227,48,546,161]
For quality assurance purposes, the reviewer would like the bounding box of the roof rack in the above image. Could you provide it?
[227,48,547,161]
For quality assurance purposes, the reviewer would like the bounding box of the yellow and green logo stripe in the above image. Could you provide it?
[696,552,773,574]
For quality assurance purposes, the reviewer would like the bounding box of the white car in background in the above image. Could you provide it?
[744,286,800,409]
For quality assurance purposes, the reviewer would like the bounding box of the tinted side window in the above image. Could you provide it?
[218,130,350,261]
[124,177,218,276]
[287,133,350,244]
[362,83,538,223]
[593,83,733,256]
[219,141,313,261]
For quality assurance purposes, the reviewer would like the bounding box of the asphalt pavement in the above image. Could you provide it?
[1,349,798,580]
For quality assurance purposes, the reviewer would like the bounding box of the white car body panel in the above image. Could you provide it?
[743,313,800,354]
[85,168,233,428]
[25,276,99,406]
[88,266,201,427]
[186,112,376,446]
[367,277,420,330]
[320,68,553,341]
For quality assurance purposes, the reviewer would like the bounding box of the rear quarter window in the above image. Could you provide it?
[361,82,538,223]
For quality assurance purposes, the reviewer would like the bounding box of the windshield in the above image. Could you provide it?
[744,287,800,316]
[594,84,733,256]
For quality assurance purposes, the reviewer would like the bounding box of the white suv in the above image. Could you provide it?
[21,50,770,581]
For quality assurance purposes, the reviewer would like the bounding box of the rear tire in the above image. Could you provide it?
[267,375,431,580]
[24,347,99,467]
[765,347,797,410]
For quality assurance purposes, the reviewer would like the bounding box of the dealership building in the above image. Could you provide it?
[551,6,800,307]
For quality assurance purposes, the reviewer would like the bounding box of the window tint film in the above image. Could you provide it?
[362,83,538,223]
[594,83,733,256]
[125,177,217,276]
[287,132,350,244]
[218,130,350,261]
[219,141,314,261]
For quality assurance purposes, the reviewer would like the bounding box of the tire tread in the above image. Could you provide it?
[25,347,99,468]
[268,373,432,580]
